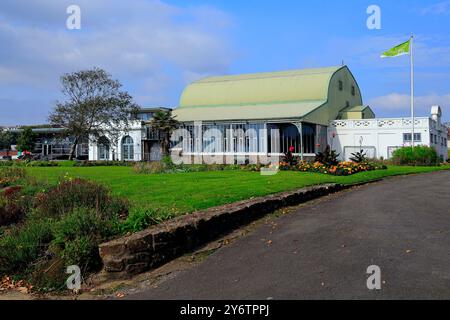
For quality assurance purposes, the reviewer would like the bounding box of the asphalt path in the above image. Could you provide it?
[127,171,450,300]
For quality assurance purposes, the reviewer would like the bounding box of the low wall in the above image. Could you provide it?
[99,183,344,277]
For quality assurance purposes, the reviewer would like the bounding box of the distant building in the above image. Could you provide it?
[88,107,171,162]
[6,126,89,160]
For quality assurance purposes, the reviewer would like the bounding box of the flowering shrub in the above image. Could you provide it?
[280,161,387,176]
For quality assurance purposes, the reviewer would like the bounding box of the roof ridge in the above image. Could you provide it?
[196,66,343,84]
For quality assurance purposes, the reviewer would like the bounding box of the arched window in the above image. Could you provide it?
[98,136,110,161]
[122,136,134,161]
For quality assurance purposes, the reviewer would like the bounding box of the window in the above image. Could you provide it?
[351,85,356,96]
[98,137,110,160]
[414,133,421,142]
[338,80,343,91]
[430,134,435,144]
[404,133,421,143]
[403,133,412,142]
[122,136,134,161]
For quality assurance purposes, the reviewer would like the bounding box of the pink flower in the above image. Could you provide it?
[289,146,295,152]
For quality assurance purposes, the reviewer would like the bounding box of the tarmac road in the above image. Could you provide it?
[127,171,450,300]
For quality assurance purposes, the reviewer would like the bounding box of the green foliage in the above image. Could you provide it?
[0,160,59,167]
[74,160,134,167]
[350,149,368,164]
[120,209,174,233]
[49,68,140,160]
[0,218,53,274]
[392,146,439,166]
[34,178,128,220]
[149,110,180,156]
[315,146,340,166]
[52,207,119,270]
[0,177,127,289]
[16,127,36,152]
[0,131,17,150]
[133,160,244,175]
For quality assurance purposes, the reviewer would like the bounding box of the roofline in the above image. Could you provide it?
[192,66,343,85]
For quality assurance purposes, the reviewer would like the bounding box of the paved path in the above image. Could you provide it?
[128,171,450,300]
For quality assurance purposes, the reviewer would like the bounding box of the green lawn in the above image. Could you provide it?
[24,165,450,215]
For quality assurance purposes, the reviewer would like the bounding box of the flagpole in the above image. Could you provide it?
[410,35,415,149]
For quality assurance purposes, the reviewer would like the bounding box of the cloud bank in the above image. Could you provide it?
[0,0,235,125]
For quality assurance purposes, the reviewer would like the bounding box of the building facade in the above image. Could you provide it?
[171,65,448,162]
[172,66,368,161]
[88,107,170,162]
[329,106,448,161]
[85,65,448,163]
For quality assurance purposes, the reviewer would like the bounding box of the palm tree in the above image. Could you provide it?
[150,110,180,156]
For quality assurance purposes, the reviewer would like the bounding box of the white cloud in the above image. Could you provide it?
[369,93,450,114]
[0,0,235,124]
[421,1,450,15]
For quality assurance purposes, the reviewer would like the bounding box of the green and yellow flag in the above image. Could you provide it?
[381,39,411,58]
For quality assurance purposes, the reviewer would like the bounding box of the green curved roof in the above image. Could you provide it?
[180,66,342,108]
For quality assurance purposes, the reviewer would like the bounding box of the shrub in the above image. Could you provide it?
[0,167,27,187]
[34,178,128,220]
[315,146,340,166]
[392,146,439,166]
[121,209,174,233]
[0,218,53,275]
[74,160,134,167]
[133,161,167,174]
[0,186,26,226]
[350,149,368,164]
[0,161,58,167]
[51,207,119,270]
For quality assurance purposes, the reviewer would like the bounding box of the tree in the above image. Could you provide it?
[16,127,36,152]
[49,68,140,160]
[0,131,17,151]
[150,110,180,156]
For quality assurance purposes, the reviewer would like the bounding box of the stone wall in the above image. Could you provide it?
[99,183,344,277]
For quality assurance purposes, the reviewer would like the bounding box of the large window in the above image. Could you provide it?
[98,136,110,160]
[302,123,316,154]
[122,136,134,161]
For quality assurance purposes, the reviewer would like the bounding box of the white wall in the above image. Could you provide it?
[89,122,144,161]
[329,116,448,161]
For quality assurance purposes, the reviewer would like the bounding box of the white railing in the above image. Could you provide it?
[331,117,431,129]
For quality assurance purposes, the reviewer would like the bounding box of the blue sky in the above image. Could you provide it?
[1,0,449,125]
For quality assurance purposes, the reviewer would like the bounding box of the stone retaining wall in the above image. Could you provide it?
[99,183,344,277]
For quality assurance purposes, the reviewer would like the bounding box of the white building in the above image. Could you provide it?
[88,107,170,162]
[88,66,448,163]
[329,106,448,161]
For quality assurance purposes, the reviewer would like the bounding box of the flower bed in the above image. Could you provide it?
[278,161,387,176]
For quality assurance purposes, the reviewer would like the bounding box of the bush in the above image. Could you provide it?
[52,207,119,270]
[0,186,26,226]
[0,160,58,167]
[350,149,368,164]
[0,167,26,186]
[0,218,53,275]
[120,209,174,233]
[133,161,167,174]
[315,146,339,166]
[392,146,439,166]
[74,160,134,167]
[34,178,128,220]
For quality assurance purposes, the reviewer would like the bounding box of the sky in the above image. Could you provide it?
[1,0,449,125]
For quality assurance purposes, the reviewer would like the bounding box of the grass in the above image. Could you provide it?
[24,165,450,216]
